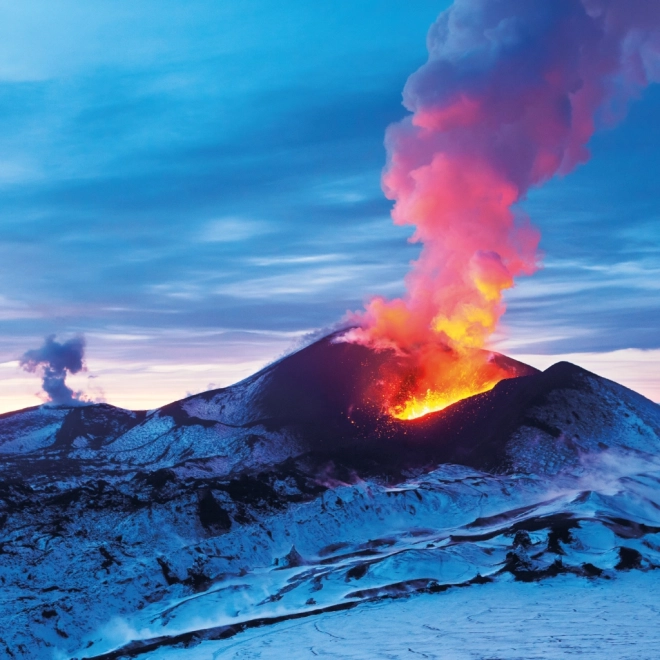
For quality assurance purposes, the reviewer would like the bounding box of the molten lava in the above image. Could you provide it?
[370,341,524,421]
[388,370,503,420]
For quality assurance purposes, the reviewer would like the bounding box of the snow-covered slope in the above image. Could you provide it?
[0,334,659,658]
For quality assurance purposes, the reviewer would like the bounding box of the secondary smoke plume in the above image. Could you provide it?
[347,0,660,418]
[20,335,87,405]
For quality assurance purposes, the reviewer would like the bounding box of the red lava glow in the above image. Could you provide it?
[359,340,527,421]
[385,349,512,420]
[344,0,660,419]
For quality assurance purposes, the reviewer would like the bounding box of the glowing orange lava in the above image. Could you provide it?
[389,378,500,420]
[365,341,525,421]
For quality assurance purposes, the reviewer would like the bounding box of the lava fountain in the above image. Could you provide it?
[345,0,660,419]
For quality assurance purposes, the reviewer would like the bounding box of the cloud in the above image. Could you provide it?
[0,295,41,320]
[19,334,87,405]
[213,263,403,300]
[196,217,275,243]
[247,253,344,267]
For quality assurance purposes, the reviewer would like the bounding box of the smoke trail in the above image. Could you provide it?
[20,335,87,405]
[346,0,660,417]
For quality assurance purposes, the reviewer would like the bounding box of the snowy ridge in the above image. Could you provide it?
[76,453,660,658]
[0,450,657,658]
[0,336,659,657]
[0,406,70,455]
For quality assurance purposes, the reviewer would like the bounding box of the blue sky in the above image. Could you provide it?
[0,0,658,410]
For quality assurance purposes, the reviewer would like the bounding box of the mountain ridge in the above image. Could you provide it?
[0,335,658,483]
[1,334,660,657]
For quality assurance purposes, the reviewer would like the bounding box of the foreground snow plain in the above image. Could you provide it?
[58,452,660,659]
[148,572,660,659]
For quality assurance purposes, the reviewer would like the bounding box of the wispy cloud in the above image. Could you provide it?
[213,263,404,300]
[196,217,275,243]
[0,295,41,320]
[247,253,344,267]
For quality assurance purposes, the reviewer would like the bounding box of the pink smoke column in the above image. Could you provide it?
[347,0,660,417]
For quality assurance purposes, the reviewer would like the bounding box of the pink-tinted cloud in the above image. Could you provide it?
[347,0,660,417]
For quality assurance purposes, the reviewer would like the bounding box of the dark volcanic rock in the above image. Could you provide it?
[53,404,146,450]
[0,335,659,657]
[0,334,658,482]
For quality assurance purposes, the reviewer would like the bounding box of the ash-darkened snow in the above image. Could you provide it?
[1,334,660,658]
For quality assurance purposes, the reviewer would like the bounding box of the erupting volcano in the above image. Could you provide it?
[3,2,660,658]
[345,0,660,419]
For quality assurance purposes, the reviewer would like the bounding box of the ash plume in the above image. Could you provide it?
[345,0,660,417]
[20,334,87,405]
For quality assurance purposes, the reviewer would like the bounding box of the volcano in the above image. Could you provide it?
[1,332,655,482]
[1,335,660,658]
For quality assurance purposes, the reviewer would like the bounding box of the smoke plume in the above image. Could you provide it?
[20,335,87,405]
[347,0,660,417]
